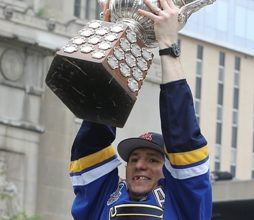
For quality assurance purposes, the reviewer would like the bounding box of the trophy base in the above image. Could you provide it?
[45,20,154,128]
[46,54,136,128]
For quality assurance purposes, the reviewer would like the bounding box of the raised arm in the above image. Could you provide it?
[139,0,212,219]
[70,121,121,219]
[139,0,185,83]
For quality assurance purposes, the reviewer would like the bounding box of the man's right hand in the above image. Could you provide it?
[138,0,181,49]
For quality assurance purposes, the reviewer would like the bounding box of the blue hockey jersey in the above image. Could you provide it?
[69,79,212,220]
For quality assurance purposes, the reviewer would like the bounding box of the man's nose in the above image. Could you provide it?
[135,159,148,170]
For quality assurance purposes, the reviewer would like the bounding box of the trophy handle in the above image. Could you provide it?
[178,0,216,24]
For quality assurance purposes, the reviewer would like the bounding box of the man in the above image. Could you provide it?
[69,0,212,219]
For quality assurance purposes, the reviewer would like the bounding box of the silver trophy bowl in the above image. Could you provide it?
[101,0,216,47]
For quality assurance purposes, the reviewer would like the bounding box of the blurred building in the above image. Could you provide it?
[0,0,253,219]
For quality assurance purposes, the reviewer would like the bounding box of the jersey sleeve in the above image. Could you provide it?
[69,121,121,220]
[160,79,212,220]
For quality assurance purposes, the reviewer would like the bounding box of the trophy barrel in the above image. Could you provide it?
[46,55,135,127]
[45,21,153,128]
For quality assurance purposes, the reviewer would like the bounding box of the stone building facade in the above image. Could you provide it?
[0,0,254,219]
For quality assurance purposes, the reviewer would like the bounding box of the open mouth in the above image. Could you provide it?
[133,176,150,181]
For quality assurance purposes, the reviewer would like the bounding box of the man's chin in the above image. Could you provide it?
[129,190,149,201]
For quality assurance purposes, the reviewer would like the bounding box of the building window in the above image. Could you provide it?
[230,56,241,177]
[215,144,221,171]
[217,84,224,106]
[194,100,200,124]
[217,52,225,106]
[252,154,254,179]
[235,56,241,71]
[232,110,238,125]
[195,77,202,99]
[217,106,223,121]
[234,72,240,87]
[219,51,225,66]
[231,126,238,149]
[195,45,204,122]
[196,61,203,77]
[252,103,254,179]
[215,162,221,171]
[231,148,236,163]
[74,0,81,18]
[73,0,100,20]
[197,45,203,60]
[233,87,239,109]
[216,122,222,144]
[230,165,236,178]
[252,130,254,153]
[214,52,225,171]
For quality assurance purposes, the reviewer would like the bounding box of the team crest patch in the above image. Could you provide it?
[107,182,125,206]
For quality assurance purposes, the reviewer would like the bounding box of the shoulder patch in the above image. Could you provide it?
[107,181,125,206]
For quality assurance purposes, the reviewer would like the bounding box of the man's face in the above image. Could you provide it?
[126,148,164,200]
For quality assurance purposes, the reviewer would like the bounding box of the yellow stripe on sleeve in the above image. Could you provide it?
[69,145,116,173]
[167,145,209,166]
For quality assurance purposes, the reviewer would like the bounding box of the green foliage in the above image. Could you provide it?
[0,211,40,220]
[0,161,41,220]
[0,192,12,200]
[36,8,46,18]
[0,183,41,220]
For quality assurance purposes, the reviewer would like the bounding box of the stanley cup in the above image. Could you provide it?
[45,0,216,128]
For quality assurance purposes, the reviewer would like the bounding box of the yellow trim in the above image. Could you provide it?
[167,145,209,166]
[69,145,116,173]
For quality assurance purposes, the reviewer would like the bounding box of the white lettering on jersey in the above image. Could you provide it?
[153,186,165,208]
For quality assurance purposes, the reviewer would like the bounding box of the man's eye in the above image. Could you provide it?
[149,159,159,163]
[129,158,138,163]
